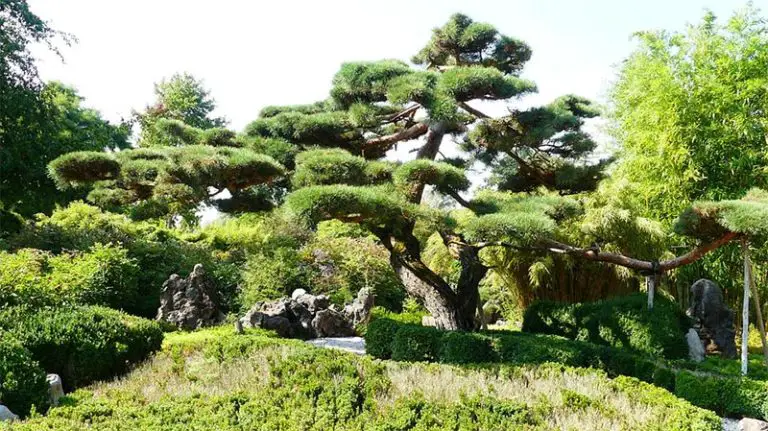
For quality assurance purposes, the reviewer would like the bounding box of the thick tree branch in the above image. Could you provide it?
[362,122,429,156]
[471,231,741,273]
[458,101,490,119]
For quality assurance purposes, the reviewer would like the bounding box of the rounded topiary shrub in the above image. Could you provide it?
[0,306,164,390]
[391,325,442,362]
[365,318,399,359]
[438,331,496,364]
[0,335,49,418]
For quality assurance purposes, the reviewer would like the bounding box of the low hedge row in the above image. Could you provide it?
[0,306,164,395]
[7,327,720,430]
[522,292,690,359]
[365,318,768,420]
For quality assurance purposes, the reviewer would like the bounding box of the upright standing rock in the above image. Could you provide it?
[156,264,223,330]
[343,288,374,327]
[685,328,705,362]
[47,373,64,406]
[687,279,737,358]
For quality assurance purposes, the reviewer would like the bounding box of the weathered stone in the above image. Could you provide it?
[291,288,308,300]
[312,309,355,337]
[241,310,293,337]
[343,288,374,326]
[156,264,222,330]
[0,405,18,422]
[740,418,768,431]
[687,279,737,358]
[47,373,64,406]
[685,328,705,362]
[295,293,330,314]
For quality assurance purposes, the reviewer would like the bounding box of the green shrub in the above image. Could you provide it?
[0,244,139,310]
[438,331,495,364]
[0,335,49,417]
[496,332,591,367]
[675,371,768,418]
[522,293,689,359]
[0,306,163,390]
[365,318,400,359]
[9,202,242,316]
[391,325,442,362]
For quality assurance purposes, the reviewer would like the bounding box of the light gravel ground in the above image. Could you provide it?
[306,337,366,355]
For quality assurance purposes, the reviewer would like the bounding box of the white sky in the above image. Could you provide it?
[30,0,754,130]
[26,0,759,223]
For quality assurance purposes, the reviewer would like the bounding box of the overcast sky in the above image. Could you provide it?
[29,0,754,131]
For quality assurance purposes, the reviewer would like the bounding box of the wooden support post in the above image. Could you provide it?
[647,275,655,310]
[747,251,768,366]
[742,239,751,376]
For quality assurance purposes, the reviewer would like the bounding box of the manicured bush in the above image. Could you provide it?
[0,306,163,390]
[438,331,496,364]
[391,325,442,362]
[0,335,49,417]
[522,292,689,359]
[364,318,400,359]
[674,371,768,418]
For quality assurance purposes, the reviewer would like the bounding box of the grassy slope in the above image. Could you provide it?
[2,326,719,430]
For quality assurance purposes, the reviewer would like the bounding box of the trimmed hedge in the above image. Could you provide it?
[0,335,49,417]
[522,293,689,359]
[0,306,164,391]
[391,325,441,362]
[365,318,768,420]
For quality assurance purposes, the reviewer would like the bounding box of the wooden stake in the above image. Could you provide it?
[742,239,751,376]
[748,254,768,366]
[647,275,655,310]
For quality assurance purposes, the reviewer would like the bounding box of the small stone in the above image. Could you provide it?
[291,289,308,300]
[0,405,18,422]
[686,328,706,362]
[740,418,768,431]
[47,373,64,406]
[234,319,244,334]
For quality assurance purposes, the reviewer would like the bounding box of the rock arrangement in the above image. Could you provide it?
[240,288,373,339]
[687,279,737,359]
[156,264,224,330]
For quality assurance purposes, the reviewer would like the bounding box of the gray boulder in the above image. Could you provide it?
[240,289,366,339]
[312,309,355,337]
[741,418,768,431]
[156,264,223,330]
[343,288,374,327]
[687,279,737,358]
[47,373,64,406]
[0,405,18,422]
[685,328,705,362]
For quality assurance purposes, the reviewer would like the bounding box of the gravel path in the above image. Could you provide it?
[306,337,366,355]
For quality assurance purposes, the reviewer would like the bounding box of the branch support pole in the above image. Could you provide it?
[747,245,768,366]
[646,276,655,310]
[742,239,751,376]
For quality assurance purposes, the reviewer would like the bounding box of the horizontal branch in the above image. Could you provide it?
[458,102,490,119]
[363,122,429,156]
[473,231,742,273]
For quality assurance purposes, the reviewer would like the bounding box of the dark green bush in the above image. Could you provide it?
[522,292,689,359]
[0,306,163,390]
[496,332,591,367]
[0,335,49,417]
[438,331,495,364]
[675,371,768,418]
[364,318,399,359]
[391,325,442,362]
